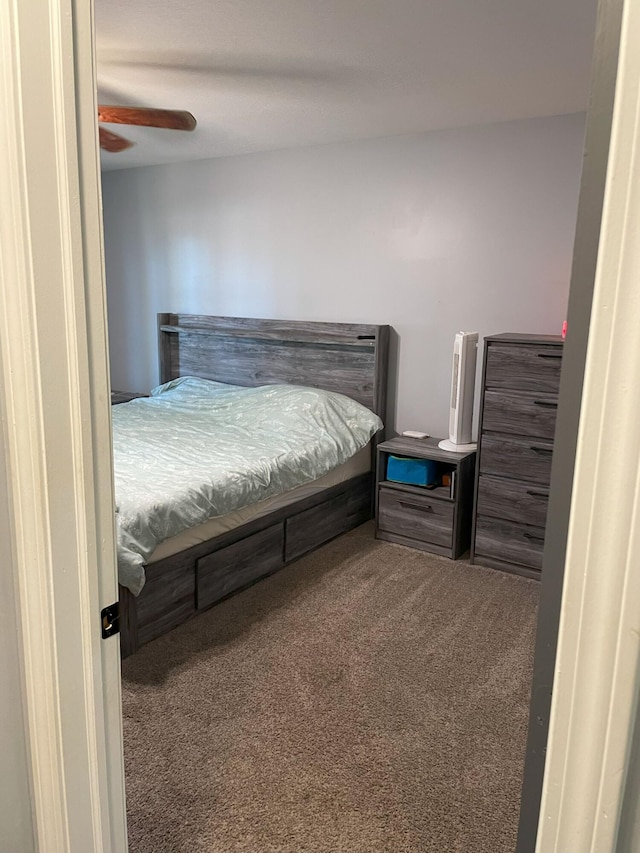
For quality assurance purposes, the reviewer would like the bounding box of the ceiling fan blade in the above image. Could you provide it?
[99,126,135,153]
[98,105,197,132]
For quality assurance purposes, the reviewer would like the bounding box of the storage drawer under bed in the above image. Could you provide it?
[135,556,197,648]
[196,523,285,611]
[285,492,348,561]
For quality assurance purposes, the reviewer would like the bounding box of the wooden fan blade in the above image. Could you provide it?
[98,105,197,132]
[99,126,135,152]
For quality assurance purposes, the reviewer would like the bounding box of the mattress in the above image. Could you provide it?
[113,377,383,594]
[148,444,371,562]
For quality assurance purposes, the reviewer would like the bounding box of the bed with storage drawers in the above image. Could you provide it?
[116,313,389,657]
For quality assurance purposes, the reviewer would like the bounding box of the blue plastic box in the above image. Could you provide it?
[386,455,438,487]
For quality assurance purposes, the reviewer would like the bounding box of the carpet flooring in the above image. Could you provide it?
[122,522,539,853]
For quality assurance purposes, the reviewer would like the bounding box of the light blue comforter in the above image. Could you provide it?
[112,377,382,594]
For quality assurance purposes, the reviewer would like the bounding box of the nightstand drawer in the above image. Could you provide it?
[482,390,559,440]
[476,475,549,528]
[479,435,554,485]
[475,516,545,571]
[485,343,562,395]
[378,486,453,547]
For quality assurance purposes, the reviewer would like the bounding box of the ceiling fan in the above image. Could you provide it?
[98,105,197,152]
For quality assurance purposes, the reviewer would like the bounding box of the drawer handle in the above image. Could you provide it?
[537,353,562,360]
[534,400,558,409]
[524,532,545,543]
[531,445,553,455]
[526,489,549,499]
[399,500,433,514]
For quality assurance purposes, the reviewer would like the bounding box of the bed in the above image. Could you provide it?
[117,313,390,657]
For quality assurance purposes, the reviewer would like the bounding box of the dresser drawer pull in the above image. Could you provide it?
[523,532,545,543]
[537,352,562,360]
[526,489,549,499]
[533,399,558,409]
[399,500,433,513]
[531,445,553,455]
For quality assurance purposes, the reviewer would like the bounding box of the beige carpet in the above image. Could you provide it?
[122,522,539,853]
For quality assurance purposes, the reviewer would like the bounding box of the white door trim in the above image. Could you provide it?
[536,1,640,849]
[0,0,127,850]
[3,0,640,849]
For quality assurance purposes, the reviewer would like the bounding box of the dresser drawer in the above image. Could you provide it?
[475,516,545,571]
[476,474,549,528]
[479,434,554,485]
[482,390,558,440]
[378,486,453,547]
[485,343,562,394]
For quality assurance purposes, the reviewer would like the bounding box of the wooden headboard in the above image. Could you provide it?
[158,313,390,422]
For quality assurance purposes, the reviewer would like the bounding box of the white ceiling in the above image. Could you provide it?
[96,0,598,172]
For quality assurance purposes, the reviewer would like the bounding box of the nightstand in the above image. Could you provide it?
[110,390,148,405]
[375,436,476,559]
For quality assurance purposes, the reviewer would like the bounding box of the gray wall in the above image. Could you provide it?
[0,373,35,852]
[102,113,585,436]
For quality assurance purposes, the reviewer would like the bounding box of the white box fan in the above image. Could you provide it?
[438,331,479,453]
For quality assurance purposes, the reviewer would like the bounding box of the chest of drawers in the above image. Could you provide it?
[470,333,563,579]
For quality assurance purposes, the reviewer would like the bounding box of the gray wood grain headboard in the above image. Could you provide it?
[157,313,390,423]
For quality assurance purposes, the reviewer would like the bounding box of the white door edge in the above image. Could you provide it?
[0,0,127,851]
[537,0,640,849]
[3,0,640,849]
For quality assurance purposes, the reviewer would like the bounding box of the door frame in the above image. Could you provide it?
[2,0,640,851]
[516,0,625,846]
[0,0,127,850]
[518,0,640,849]
[534,0,640,847]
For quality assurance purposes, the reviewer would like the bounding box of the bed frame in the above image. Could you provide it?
[118,314,389,657]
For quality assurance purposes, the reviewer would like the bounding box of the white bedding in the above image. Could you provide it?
[113,377,382,593]
[147,444,371,563]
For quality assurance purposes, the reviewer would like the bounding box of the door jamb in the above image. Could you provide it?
[0,0,127,849]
